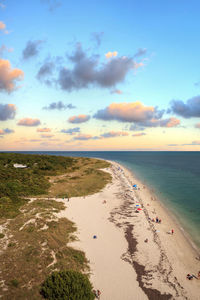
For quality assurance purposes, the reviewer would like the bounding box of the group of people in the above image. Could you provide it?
[152,216,162,223]
[93,289,101,299]
[187,271,200,280]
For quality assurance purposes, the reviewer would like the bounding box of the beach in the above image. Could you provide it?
[57,160,200,300]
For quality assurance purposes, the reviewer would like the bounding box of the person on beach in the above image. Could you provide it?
[156,217,159,223]
[187,274,193,280]
[97,290,101,299]
[198,271,200,278]
[93,290,98,298]
[171,229,174,235]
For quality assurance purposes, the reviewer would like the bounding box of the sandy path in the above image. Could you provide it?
[56,162,200,300]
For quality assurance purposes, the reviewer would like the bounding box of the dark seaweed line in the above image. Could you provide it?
[108,165,188,300]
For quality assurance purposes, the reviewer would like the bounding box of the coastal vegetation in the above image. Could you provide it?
[0,153,110,299]
[0,153,111,218]
[40,270,95,300]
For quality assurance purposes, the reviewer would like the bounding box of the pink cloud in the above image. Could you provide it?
[111,89,123,95]
[0,21,9,34]
[40,134,54,138]
[195,123,200,128]
[68,114,90,123]
[17,118,41,126]
[94,102,157,122]
[94,102,179,128]
[101,131,129,138]
[74,134,93,140]
[164,117,180,128]
[0,21,6,30]
[132,133,146,137]
[105,51,118,59]
[37,127,51,132]
[0,59,24,92]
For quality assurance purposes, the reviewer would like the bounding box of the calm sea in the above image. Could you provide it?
[11,151,200,250]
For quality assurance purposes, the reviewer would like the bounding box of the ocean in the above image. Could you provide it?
[11,151,200,250]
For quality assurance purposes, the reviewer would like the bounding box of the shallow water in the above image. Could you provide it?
[10,151,200,249]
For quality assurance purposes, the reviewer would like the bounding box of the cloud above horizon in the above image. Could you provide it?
[100,131,128,138]
[94,102,180,128]
[0,21,8,34]
[132,132,146,137]
[105,51,118,59]
[55,43,144,91]
[74,133,93,140]
[94,102,163,122]
[22,40,44,60]
[0,59,24,92]
[61,127,80,135]
[134,48,147,58]
[91,32,104,47]
[0,128,14,135]
[68,114,90,123]
[71,130,129,141]
[170,96,200,118]
[43,101,76,110]
[17,118,41,126]
[111,89,123,95]
[40,133,54,138]
[0,103,16,120]
[37,127,51,132]
[141,117,180,128]
[0,3,6,9]
[41,0,61,12]
[0,44,13,56]
[37,61,55,84]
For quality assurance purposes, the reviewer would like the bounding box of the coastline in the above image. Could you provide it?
[117,161,200,256]
[57,160,200,299]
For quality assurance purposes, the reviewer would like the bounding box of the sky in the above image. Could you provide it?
[0,0,200,151]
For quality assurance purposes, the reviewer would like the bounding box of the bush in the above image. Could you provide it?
[40,270,95,300]
[10,279,19,287]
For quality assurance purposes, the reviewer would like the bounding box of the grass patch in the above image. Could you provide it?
[0,154,111,299]
[0,153,110,218]
[48,158,111,198]
[0,196,28,219]
[0,199,89,299]
[9,279,19,288]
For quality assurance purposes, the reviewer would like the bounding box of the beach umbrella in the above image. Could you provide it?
[136,204,140,207]
[133,184,137,187]
[137,208,142,211]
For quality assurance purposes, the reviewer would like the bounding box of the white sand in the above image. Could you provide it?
[57,161,200,300]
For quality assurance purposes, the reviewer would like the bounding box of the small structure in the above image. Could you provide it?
[13,163,27,168]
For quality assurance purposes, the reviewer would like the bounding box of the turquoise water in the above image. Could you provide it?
[11,151,200,250]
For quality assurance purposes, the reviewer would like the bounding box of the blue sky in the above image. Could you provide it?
[0,0,200,150]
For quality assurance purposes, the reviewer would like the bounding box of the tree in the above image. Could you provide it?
[40,270,95,300]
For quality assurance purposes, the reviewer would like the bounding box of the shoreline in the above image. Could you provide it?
[116,161,200,256]
[57,160,200,299]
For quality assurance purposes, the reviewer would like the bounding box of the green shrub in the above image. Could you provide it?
[10,279,19,287]
[0,233,5,238]
[40,270,95,300]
